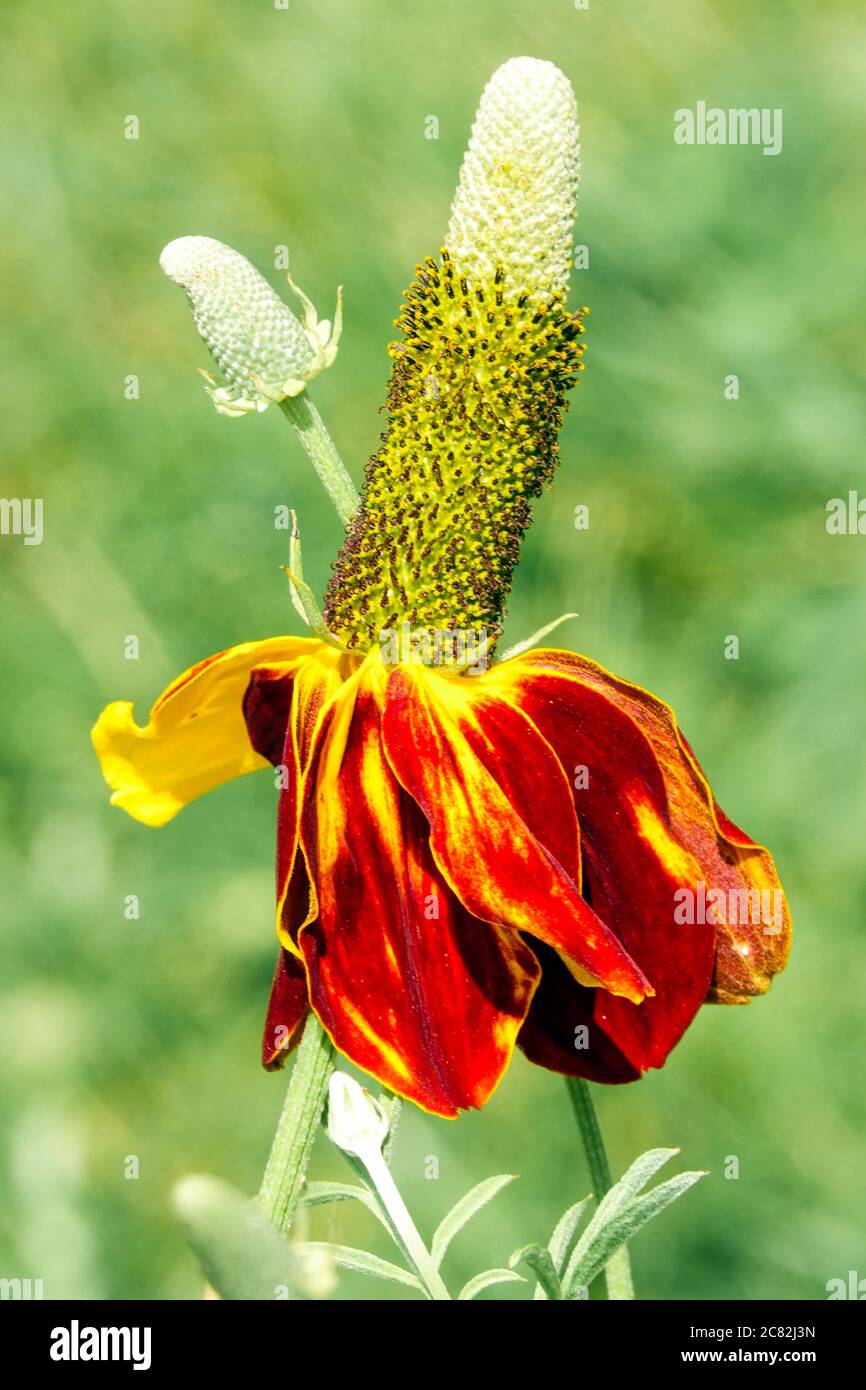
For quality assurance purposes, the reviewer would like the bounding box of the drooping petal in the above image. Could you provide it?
[92,636,322,826]
[262,949,310,1068]
[297,659,541,1117]
[674,733,791,1004]
[517,940,641,1084]
[244,646,354,957]
[381,663,650,1005]
[488,648,790,1076]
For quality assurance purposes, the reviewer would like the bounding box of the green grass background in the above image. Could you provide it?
[1,0,864,1300]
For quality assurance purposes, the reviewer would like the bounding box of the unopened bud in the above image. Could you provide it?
[160,235,341,415]
[326,1072,390,1159]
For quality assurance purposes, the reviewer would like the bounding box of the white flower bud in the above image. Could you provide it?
[446,56,580,302]
[160,235,341,416]
[326,1072,390,1159]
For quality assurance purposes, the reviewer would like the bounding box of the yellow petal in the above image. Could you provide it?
[92,636,323,826]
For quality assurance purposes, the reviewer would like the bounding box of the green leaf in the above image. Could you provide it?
[549,1195,592,1273]
[595,1147,681,1225]
[430,1173,516,1269]
[459,1268,526,1300]
[564,1169,706,1298]
[282,510,334,640]
[296,1241,423,1293]
[534,1196,592,1300]
[509,1242,563,1300]
[173,1174,335,1301]
[498,611,578,663]
[379,1092,403,1164]
[562,1147,679,1296]
[301,1180,392,1234]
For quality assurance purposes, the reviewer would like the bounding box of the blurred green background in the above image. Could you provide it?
[2,0,864,1300]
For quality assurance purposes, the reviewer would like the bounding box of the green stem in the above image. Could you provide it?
[566,1077,634,1300]
[257,1015,336,1234]
[279,394,359,527]
[363,1149,451,1301]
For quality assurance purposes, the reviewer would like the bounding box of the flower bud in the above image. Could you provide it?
[160,235,341,415]
[446,56,580,303]
[325,1072,390,1159]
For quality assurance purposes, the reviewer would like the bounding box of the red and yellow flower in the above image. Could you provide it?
[92,57,790,1119]
[93,631,790,1117]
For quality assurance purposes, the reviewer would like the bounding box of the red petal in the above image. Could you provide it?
[297,662,541,1117]
[243,665,298,767]
[492,649,790,1075]
[244,648,353,957]
[262,949,310,1069]
[382,664,650,1005]
[518,940,641,1084]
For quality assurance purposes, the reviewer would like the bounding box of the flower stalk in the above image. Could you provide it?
[566,1077,634,1299]
[257,1016,336,1234]
[360,1146,451,1300]
[279,395,359,527]
[327,1073,451,1300]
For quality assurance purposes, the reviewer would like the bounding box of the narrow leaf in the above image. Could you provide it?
[301,1180,392,1234]
[593,1147,680,1228]
[565,1170,706,1297]
[564,1146,679,1293]
[510,1242,562,1300]
[282,565,332,640]
[534,1196,591,1300]
[549,1196,592,1274]
[498,612,578,663]
[296,1241,423,1293]
[282,510,334,640]
[459,1268,526,1300]
[430,1174,516,1269]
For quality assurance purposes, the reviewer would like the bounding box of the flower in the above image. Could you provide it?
[160,235,341,415]
[93,58,790,1119]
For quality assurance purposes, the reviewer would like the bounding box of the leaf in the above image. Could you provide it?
[563,1170,707,1298]
[301,1180,392,1234]
[497,612,578,663]
[595,1147,681,1226]
[379,1092,403,1165]
[549,1196,592,1273]
[295,1241,423,1293]
[282,565,332,640]
[534,1196,592,1300]
[509,1243,562,1300]
[459,1268,526,1300]
[281,510,334,640]
[430,1174,517,1269]
[173,1174,335,1301]
[562,1147,679,1295]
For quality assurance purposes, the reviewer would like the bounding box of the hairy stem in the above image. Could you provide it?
[257,1016,336,1234]
[280,395,359,527]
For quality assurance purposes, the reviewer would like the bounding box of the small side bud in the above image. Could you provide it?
[160,235,341,416]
